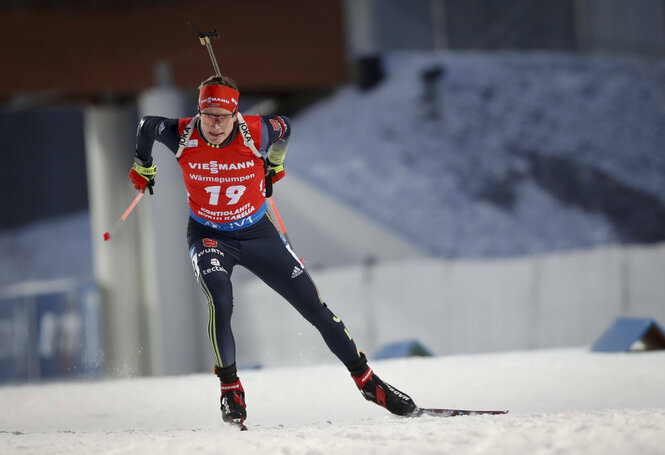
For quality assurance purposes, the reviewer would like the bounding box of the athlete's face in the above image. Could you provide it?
[200,107,236,145]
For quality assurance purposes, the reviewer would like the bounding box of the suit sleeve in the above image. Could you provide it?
[259,115,291,154]
[135,116,181,165]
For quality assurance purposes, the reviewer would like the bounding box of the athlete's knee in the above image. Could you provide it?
[194,258,234,321]
[300,300,339,328]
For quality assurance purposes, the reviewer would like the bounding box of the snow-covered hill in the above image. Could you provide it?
[289,52,665,257]
[2,52,665,286]
[1,348,664,454]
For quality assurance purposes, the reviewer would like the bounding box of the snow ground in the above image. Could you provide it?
[1,348,664,455]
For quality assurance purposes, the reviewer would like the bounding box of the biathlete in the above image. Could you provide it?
[130,75,417,427]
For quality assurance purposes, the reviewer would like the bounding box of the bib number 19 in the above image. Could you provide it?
[205,185,246,205]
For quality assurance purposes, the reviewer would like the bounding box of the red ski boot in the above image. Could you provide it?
[214,365,247,427]
[349,354,417,416]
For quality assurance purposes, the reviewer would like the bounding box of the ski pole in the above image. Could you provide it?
[103,190,145,241]
[188,22,292,243]
[267,196,292,245]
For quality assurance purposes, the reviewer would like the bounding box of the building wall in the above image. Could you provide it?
[344,0,665,56]
[0,108,89,229]
[232,243,665,368]
[0,1,347,101]
[574,0,665,56]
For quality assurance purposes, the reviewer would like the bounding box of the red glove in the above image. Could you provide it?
[129,163,157,194]
[268,160,285,184]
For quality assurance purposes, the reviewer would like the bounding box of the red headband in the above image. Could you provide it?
[198,85,239,113]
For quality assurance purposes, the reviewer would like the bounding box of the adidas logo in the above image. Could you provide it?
[291,266,303,279]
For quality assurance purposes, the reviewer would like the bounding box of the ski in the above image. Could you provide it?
[413,407,508,417]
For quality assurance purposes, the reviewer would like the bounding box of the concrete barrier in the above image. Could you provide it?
[232,243,665,368]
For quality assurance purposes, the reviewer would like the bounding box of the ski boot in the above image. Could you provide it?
[348,353,417,416]
[214,365,247,426]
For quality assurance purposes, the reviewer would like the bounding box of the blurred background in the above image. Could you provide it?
[1,0,664,383]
